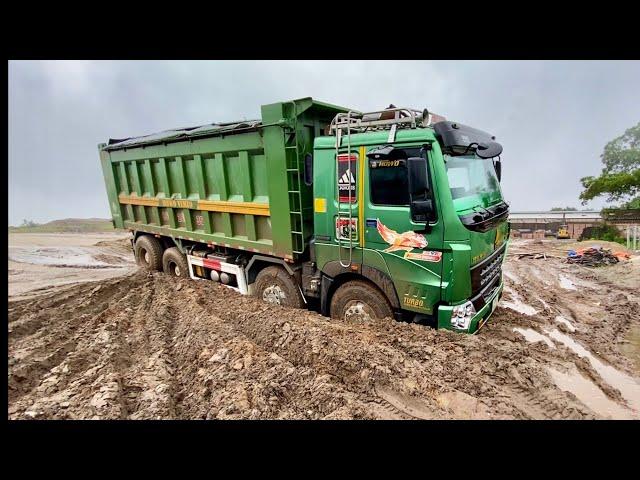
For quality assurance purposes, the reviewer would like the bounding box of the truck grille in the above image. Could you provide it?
[470,243,506,299]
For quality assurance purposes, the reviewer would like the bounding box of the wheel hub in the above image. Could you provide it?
[168,261,181,277]
[343,301,374,322]
[144,251,150,264]
[263,285,286,305]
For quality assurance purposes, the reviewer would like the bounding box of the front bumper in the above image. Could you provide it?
[437,280,504,334]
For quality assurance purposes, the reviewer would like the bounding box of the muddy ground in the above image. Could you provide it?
[8,232,135,299]
[7,234,640,420]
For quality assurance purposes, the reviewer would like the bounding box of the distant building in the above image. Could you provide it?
[509,210,601,239]
[508,209,640,239]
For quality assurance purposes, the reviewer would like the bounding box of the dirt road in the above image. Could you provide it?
[7,235,640,419]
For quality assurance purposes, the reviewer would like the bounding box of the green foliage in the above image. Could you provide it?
[550,206,577,211]
[580,170,640,203]
[20,219,39,228]
[600,123,640,173]
[580,223,625,245]
[580,122,640,205]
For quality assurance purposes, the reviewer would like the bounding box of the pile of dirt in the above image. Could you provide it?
[567,239,634,256]
[543,239,634,258]
[9,251,639,420]
[566,247,624,267]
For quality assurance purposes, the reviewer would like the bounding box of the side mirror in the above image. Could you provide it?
[476,140,503,159]
[410,199,434,223]
[407,157,434,223]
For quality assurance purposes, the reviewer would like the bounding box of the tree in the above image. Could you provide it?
[580,122,640,207]
[550,206,577,211]
[624,196,640,209]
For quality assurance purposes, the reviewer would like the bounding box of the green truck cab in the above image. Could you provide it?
[98,97,509,333]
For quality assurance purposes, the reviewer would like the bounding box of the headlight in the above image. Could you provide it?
[451,301,476,330]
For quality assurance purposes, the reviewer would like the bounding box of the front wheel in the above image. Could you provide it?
[162,247,189,278]
[330,280,393,322]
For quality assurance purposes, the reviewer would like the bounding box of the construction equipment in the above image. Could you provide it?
[98,98,509,333]
[557,225,570,239]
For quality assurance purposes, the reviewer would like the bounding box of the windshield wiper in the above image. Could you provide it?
[493,202,509,214]
[472,205,492,220]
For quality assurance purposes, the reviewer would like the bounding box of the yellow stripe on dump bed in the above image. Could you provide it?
[118,194,158,207]
[118,194,270,216]
[197,199,270,216]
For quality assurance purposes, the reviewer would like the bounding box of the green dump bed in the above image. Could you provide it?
[99,98,348,260]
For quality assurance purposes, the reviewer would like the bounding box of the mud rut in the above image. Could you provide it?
[8,242,640,420]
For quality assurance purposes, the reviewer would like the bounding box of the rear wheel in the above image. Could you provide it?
[330,279,393,322]
[134,235,163,271]
[253,266,304,309]
[162,247,189,278]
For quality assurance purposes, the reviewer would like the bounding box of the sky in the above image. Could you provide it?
[8,60,640,226]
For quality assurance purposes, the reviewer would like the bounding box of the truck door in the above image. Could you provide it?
[362,144,445,317]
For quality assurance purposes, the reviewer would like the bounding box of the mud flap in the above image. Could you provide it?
[320,274,334,316]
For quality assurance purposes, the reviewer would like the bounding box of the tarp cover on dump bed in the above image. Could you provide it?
[103,120,262,151]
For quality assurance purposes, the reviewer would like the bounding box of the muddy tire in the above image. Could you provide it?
[134,235,163,271]
[162,247,189,278]
[253,266,304,309]
[330,279,393,322]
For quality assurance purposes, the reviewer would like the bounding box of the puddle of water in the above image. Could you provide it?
[555,315,576,332]
[8,246,127,269]
[620,325,640,373]
[530,267,553,286]
[502,288,538,316]
[547,367,635,419]
[513,328,555,348]
[545,328,640,413]
[559,274,577,290]
[503,270,522,285]
[537,297,551,311]
[571,277,599,290]
[503,299,538,316]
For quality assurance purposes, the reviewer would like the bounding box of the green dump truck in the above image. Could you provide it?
[98,97,509,333]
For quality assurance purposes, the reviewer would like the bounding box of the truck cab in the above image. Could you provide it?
[310,108,509,333]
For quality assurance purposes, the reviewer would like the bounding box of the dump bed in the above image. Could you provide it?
[99,98,349,260]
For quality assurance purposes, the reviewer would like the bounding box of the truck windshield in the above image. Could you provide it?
[445,154,502,212]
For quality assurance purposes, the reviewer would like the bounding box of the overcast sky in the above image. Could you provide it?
[8,60,640,225]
